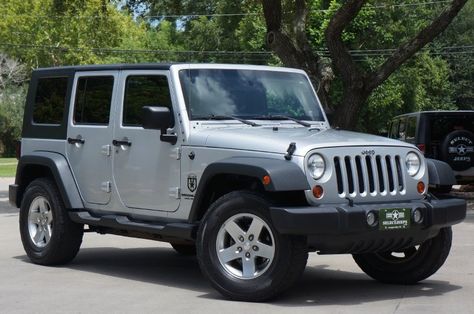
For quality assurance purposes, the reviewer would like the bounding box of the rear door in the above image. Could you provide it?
[112,70,180,212]
[66,72,117,206]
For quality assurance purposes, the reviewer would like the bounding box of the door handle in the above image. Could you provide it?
[112,139,132,147]
[67,137,85,145]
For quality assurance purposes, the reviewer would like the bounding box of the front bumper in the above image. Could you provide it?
[270,197,466,254]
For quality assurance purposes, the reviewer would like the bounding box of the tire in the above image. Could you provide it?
[19,178,84,265]
[440,130,474,171]
[353,227,452,284]
[196,191,308,302]
[171,243,196,256]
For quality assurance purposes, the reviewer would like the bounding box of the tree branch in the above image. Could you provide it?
[262,0,282,32]
[367,0,468,91]
[325,0,367,87]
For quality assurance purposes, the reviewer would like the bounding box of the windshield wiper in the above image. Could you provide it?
[253,115,311,127]
[193,114,260,127]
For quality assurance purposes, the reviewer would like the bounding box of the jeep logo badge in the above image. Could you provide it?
[361,150,375,156]
[187,174,198,192]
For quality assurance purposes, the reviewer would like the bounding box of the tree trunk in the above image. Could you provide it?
[261,0,467,130]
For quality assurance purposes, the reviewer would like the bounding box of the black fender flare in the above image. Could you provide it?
[14,152,84,209]
[187,157,310,222]
[426,158,456,186]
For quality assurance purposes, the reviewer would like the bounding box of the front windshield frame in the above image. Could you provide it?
[178,68,326,123]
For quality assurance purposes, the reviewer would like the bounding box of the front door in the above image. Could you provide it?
[112,70,180,211]
[66,72,117,206]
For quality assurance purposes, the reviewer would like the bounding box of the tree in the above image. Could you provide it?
[0,54,27,156]
[262,0,468,129]
[0,0,149,67]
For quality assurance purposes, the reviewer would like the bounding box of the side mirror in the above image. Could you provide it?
[142,106,177,144]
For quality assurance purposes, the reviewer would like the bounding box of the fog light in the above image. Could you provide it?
[366,211,377,227]
[312,185,324,199]
[412,208,423,224]
[417,181,425,194]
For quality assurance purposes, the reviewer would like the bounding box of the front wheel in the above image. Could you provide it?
[196,191,308,302]
[353,227,452,284]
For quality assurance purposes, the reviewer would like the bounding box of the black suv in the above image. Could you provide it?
[389,111,474,190]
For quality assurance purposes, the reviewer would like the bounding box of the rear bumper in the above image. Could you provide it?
[8,184,19,208]
[270,197,466,254]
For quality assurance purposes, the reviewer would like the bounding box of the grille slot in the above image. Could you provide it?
[334,154,404,197]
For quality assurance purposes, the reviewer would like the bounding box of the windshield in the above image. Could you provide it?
[179,69,325,122]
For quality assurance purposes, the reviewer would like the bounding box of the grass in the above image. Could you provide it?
[0,158,18,177]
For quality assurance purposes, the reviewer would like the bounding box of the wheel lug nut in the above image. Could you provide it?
[253,245,259,251]
[239,236,244,242]
[237,247,242,252]
[248,234,254,241]
[245,252,250,258]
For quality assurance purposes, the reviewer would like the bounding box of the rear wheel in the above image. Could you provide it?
[19,178,84,265]
[196,191,308,301]
[353,227,452,284]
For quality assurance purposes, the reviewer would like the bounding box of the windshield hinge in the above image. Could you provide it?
[284,142,296,160]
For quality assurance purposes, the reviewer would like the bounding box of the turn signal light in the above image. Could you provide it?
[312,185,324,199]
[417,181,425,194]
[262,175,271,186]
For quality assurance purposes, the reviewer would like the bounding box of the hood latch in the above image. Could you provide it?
[284,142,296,160]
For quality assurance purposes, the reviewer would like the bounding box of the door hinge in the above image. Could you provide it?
[101,181,111,193]
[101,144,111,156]
[170,147,181,160]
[169,187,181,199]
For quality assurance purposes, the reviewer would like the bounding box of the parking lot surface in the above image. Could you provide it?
[1,177,473,314]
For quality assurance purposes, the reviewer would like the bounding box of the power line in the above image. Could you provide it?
[0,0,455,20]
[1,43,473,57]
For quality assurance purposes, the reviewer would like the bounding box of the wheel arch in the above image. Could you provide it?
[14,152,84,209]
[187,157,310,222]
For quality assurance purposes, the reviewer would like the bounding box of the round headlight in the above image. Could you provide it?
[308,154,325,180]
[406,152,421,176]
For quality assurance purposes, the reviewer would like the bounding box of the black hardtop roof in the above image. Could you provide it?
[393,110,474,119]
[34,63,175,73]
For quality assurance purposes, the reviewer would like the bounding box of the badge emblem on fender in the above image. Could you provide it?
[187,174,198,192]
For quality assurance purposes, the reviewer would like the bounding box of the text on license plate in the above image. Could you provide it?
[379,208,411,230]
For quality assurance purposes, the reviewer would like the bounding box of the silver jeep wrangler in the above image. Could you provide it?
[10,64,466,301]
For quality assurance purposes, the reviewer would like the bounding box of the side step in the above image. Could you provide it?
[69,211,197,241]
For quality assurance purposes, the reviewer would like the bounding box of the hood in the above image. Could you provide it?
[187,126,415,156]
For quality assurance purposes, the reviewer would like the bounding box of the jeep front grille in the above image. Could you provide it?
[334,154,405,197]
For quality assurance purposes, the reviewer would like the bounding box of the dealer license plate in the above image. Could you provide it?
[379,208,411,230]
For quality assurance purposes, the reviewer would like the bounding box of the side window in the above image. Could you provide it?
[389,120,399,139]
[405,117,416,143]
[74,76,114,125]
[123,75,173,127]
[32,77,68,124]
[398,119,406,140]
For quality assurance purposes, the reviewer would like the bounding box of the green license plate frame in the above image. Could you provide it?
[379,208,411,230]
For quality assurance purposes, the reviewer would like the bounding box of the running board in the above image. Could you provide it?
[69,211,196,241]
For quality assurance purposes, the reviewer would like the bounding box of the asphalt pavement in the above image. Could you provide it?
[1,177,473,314]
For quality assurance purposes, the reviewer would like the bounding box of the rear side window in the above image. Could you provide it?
[74,76,114,125]
[405,117,417,143]
[123,75,172,126]
[32,77,68,124]
[389,120,399,139]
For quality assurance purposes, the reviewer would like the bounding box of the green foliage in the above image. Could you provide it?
[0,0,149,67]
[357,53,455,134]
[0,0,470,137]
[0,85,26,156]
